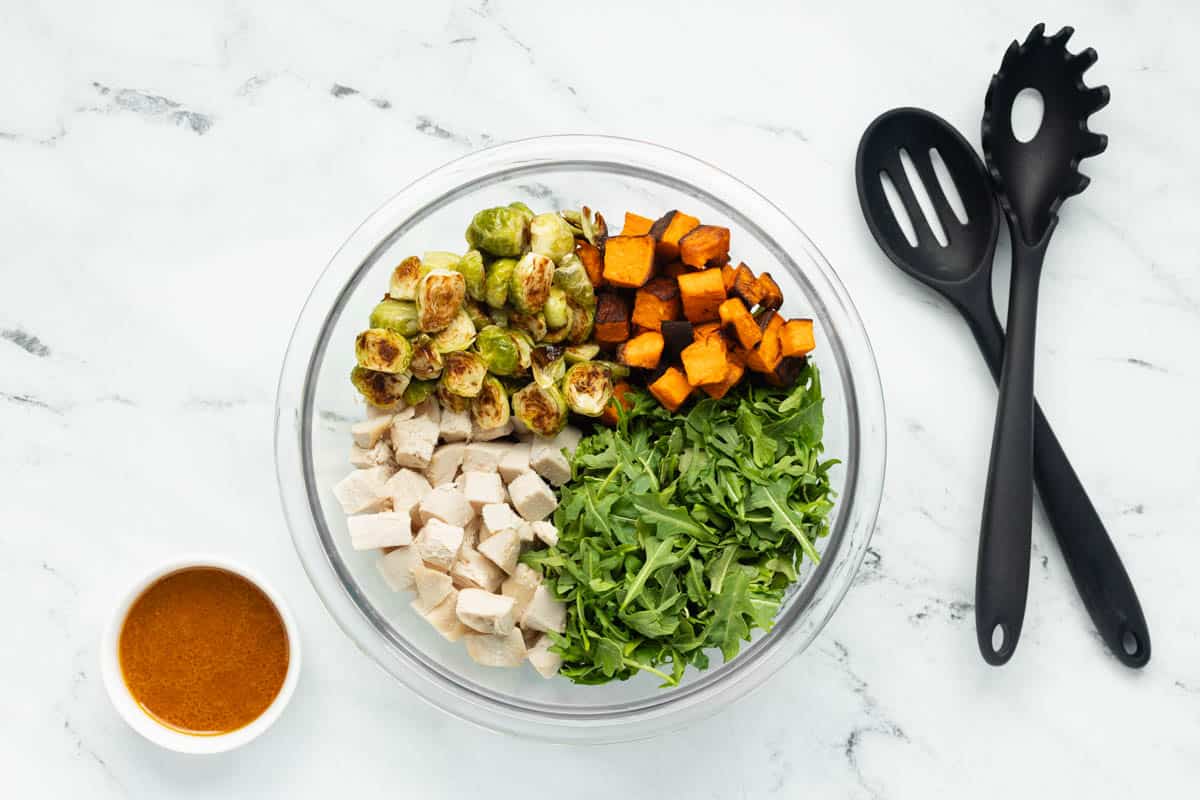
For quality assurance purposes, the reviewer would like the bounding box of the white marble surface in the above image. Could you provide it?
[3,0,1198,796]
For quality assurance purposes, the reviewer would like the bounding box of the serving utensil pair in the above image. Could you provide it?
[855,24,1148,667]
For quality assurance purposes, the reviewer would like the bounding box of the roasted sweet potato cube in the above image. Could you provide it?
[718,297,761,350]
[731,263,763,307]
[677,268,726,323]
[600,380,635,426]
[762,355,807,387]
[594,293,631,343]
[648,366,692,412]
[743,313,784,373]
[631,277,681,332]
[661,320,694,363]
[780,318,815,357]
[662,260,688,279]
[721,263,737,293]
[701,359,746,399]
[576,240,604,288]
[680,334,729,387]
[621,212,655,237]
[617,331,665,370]
[705,252,731,269]
[603,235,656,288]
[756,272,783,310]
[693,321,722,341]
[678,225,731,269]
[649,211,700,262]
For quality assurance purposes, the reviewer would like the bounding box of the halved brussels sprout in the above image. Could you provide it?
[543,287,570,329]
[532,345,567,388]
[351,366,410,408]
[402,378,437,406]
[471,375,511,431]
[433,308,477,353]
[530,212,575,261]
[508,252,554,314]
[489,305,510,328]
[512,382,568,436]
[476,325,520,376]
[409,335,443,380]
[564,343,601,363]
[422,251,461,271]
[562,362,614,417]
[440,351,487,398]
[416,268,467,333]
[464,298,491,329]
[388,256,428,301]
[436,381,472,412]
[508,201,535,221]
[558,209,585,237]
[456,250,486,302]
[465,206,530,257]
[509,311,548,343]
[511,329,534,372]
[541,316,572,344]
[553,254,596,307]
[355,328,413,374]
[484,257,517,309]
[369,298,420,336]
[566,299,595,344]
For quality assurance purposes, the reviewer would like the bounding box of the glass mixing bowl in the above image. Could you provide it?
[275,135,885,743]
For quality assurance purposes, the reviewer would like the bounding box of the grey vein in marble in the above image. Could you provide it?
[87,82,213,135]
[2,328,51,357]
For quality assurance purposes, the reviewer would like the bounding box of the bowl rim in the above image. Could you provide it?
[274,134,885,742]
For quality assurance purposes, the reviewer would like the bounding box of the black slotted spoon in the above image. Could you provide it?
[855,107,1149,667]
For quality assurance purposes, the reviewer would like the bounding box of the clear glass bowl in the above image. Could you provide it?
[275,135,885,743]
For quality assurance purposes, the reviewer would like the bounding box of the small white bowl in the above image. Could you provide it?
[100,554,301,754]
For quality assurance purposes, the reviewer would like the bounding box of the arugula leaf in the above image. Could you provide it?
[707,569,754,662]
[619,536,679,611]
[747,479,823,564]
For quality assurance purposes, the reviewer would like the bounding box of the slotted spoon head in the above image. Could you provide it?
[982,23,1110,245]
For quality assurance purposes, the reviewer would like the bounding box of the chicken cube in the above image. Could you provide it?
[527,634,563,679]
[501,563,542,619]
[530,520,559,547]
[347,511,413,550]
[529,439,571,486]
[462,471,506,510]
[461,518,480,550]
[425,442,466,487]
[507,471,558,521]
[349,438,393,469]
[461,442,510,473]
[552,426,583,456]
[382,468,432,514]
[479,503,521,541]
[411,398,440,424]
[333,465,394,514]
[450,546,506,593]
[412,562,454,612]
[416,588,468,641]
[351,415,394,448]
[417,485,475,528]
[413,518,465,571]
[376,546,419,592]
[390,415,440,469]
[455,588,517,635]
[497,441,533,484]
[477,527,521,574]
[439,406,473,442]
[463,627,526,667]
[516,521,535,543]
[471,418,514,441]
[521,584,567,633]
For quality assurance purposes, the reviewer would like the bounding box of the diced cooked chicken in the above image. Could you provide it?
[501,563,542,619]
[527,634,563,679]
[521,584,567,633]
[390,415,440,469]
[529,440,571,486]
[376,546,419,591]
[479,503,521,541]
[497,441,533,484]
[516,521,535,543]
[416,588,468,641]
[348,511,413,550]
[461,518,480,550]
[417,485,475,528]
[382,468,432,515]
[439,406,473,442]
[366,403,396,420]
[411,398,440,424]
[530,520,559,547]
[507,471,558,521]
[412,562,454,612]
[352,415,394,448]
[413,518,465,570]
[425,442,466,487]
[463,627,526,667]
[333,465,395,514]
[552,426,583,456]
[471,418,514,441]
[455,588,517,635]
[450,546,505,592]
[350,438,393,469]
[477,527,521,574]
[462,470,506,510]
[461,442,509,473]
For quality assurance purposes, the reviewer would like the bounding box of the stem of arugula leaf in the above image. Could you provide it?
[622,657,675,685]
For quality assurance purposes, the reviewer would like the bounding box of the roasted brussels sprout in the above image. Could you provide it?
[484,257,517,309]
[440,350,487,397]
[463,298,491,329]
[509,311,548,343]
[388,256,427,301]
[456,250,486,302]
[597,360,631,379]
[543,287,570,329]
[562,361,614,417]
[511,329,534,372]
[355,328,413,374]
[475,325,520,376]
[416,268,467,332]
[351,366,410,408]
[436,381,472,412]
[566,299,595,344]
[541,316,572,344]
[553,254,596,307]
[488,305,510,328]
[422,251,461,271]
[369,298,420,337]
[508,252,554,314]
[507,201,535,221]
[465,206,530,257]
[402,378,437,406]
[409,335,444,380]
[433,308,477,353]
[531,345,566,388]
[471,375,511,431]
[530,212,575,261]
[564,343,601,363]
[512,382,568,436]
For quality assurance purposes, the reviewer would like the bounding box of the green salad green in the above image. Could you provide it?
[522,361,836,686]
